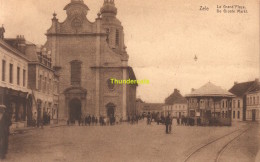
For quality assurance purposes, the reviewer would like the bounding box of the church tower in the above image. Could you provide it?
[100,0,127,55]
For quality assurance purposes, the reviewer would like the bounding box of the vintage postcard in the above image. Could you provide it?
[0,0,259,161]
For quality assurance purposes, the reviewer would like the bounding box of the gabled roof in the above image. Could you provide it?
[229,81,257,97]
[186,82,233,97]
[165,89,187,105]
[136,98,144,103]
[0,39,29,61]
[247,81,260,93]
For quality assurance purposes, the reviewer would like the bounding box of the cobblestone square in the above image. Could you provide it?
[3,120,260,162]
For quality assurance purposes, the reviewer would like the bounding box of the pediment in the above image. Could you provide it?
[64,86,87,94]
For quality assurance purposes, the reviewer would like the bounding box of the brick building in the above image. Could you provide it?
[136,98,145,115]
[44,0,137,122]
[26,45,59,125]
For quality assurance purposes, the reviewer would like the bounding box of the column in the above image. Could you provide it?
[95,16,101,118]
[122,68,127,120]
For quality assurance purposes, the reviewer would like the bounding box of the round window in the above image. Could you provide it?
[107,79,115,90]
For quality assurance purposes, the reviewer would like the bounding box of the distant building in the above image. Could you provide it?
[136,98,144,115]
[0,30,30,129]
[246,81,260,121]
[25,44,59,125]
[229,79,259,121]
[186,82,234,126]
[142,103,164,116]
[163,89,187,117]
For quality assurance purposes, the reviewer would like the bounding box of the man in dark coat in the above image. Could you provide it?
[0,105,11,159]
[88,115,91,126]
[165,115,170,134]
[91,115,95,126]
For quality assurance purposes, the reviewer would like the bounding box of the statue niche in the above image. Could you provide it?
[71,16,83,28]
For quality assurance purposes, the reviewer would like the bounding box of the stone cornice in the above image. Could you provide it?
[45,33,107,37]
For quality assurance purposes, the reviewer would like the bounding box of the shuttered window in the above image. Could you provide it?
[9,63,13,83]
[17,67,20,85]
[2,60,5,81]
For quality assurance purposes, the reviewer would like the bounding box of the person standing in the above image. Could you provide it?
[91,115,95,126]
[0,105,11,159]
[177,118,180,125]
[88,115,91,126]
[165,115,170,134]
[169,115,172,133]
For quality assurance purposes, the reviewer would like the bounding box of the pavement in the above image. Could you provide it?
[1,120,259,162]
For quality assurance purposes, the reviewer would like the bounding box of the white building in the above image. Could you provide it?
[229,79,259,121]
[163,89,187,117]
[246,83,260,121]
[0,33,30,129]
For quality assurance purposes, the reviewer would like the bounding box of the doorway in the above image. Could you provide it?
[106,103,115,118]
[69,98,82,122]
[252,109,256,121]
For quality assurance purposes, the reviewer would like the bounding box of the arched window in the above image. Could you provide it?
[115,29,119,46]
[106,28,110,43]
[70,60,81,86]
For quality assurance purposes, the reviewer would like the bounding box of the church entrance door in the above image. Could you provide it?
[69,98,82,123]
[106,103,115,118]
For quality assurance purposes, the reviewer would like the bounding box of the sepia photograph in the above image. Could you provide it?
[0,0,259,161]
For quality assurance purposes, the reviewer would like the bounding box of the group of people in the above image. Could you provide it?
[127,115,139,124]
[0,105,11,159]
[67,115,98,126]
[67,115,122,126]
[146,113,173,134]
[99,115,121,126]
[176,116,201,126]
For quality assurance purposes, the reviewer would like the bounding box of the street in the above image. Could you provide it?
[3,120,260,162]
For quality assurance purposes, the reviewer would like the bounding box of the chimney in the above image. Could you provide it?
[16,35,26,53]
[234,81,238,85]
[255,78,259,82]
[191,88,195,92]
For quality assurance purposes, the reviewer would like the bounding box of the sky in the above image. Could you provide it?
[0,0,259,103]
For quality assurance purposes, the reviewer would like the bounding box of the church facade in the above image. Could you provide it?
[44,0,137,121]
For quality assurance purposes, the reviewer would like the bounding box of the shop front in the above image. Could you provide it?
[0,87,30,129]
